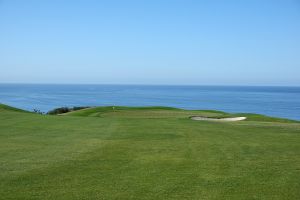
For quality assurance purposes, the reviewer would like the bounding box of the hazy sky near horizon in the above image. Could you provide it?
[0,0,300,86]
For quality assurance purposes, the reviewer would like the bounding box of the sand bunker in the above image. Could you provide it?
[191,116,246,122]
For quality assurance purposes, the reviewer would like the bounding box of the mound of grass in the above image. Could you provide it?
[0,103,28,113]
[64,106,229,119]
[0,104,299,199]
[236,113,299,123]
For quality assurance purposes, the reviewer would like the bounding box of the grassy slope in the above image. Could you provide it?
[0,104,300,199]
[0,103,29,113]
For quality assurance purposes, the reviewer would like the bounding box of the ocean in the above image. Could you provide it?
[0,84,299,120]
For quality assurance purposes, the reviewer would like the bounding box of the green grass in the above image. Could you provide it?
[1,104,300,199]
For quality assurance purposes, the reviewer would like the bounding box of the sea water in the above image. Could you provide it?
[0,84,299,120]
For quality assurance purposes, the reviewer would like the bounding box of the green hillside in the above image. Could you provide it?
[0,104,299,199]
[0,103,29,113]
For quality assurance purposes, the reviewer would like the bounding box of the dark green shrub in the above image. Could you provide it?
[47,106,89,115]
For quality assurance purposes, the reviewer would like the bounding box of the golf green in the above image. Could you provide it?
[1,104,299,199]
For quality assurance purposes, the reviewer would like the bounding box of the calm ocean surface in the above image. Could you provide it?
[0,84,299,120]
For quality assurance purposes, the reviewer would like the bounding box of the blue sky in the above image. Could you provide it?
[0,0,299,86]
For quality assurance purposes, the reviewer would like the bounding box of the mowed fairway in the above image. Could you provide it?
[0,104,300,199]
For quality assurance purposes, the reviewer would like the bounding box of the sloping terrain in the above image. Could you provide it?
[0,104,299,199]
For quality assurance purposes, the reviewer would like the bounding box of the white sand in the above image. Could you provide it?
[191,116,246,121]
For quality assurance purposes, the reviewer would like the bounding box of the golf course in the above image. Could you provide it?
[0,103,299,199]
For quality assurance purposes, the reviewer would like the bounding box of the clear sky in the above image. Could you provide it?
[0,0,299,86]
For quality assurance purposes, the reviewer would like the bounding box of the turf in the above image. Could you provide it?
[0,104,299,199]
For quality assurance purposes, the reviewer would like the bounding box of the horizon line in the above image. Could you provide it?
[0,82,299,87]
